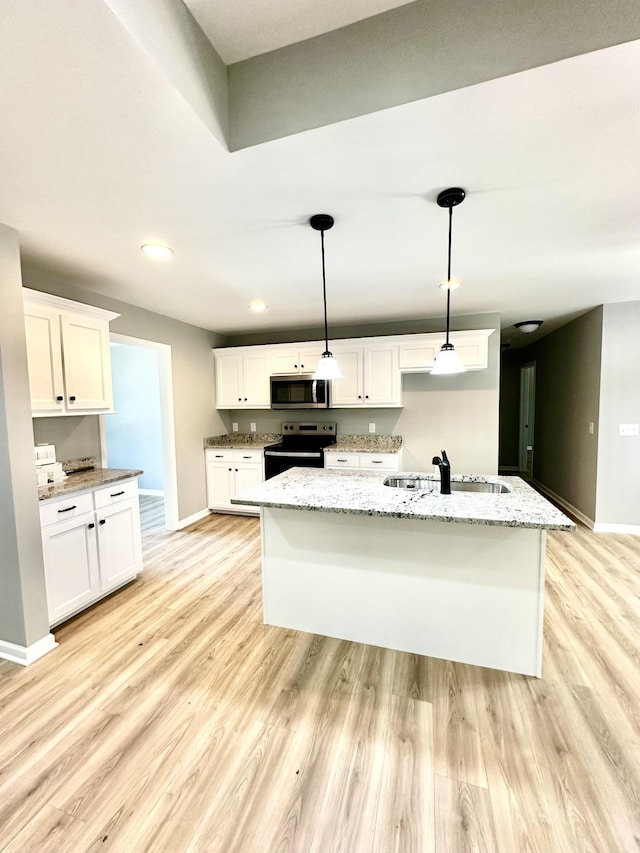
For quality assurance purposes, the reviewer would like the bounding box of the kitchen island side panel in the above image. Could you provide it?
[260,507,545,676]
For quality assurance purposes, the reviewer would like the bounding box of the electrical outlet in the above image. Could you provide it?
[232,422,238,432]
[250,422,257,433]
[368,423,376,434]
[619,423,639,436]
[588,421,594,434]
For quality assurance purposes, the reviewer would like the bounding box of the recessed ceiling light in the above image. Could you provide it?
[438,279,462,291]
[249,300,268,312]
[140,243,173,260]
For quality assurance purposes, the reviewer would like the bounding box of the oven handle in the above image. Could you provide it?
[312,379,317,405]
[264,450,323,458]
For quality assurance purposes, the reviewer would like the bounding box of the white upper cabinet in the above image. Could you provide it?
[269,347,323,375]
[215,350,270,409]
[398,330,494,372]
[23,289,119,417]
[332,340,401,408]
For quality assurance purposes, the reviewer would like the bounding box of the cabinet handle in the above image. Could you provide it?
[57,505,77,513]
[242,455,252,459]
[371,460,382,464]
[294,364,298,368]
[238,397,242,401]
[214,454,224,458]
[110,490,125,497]
[88,522,95,529]
[244,397,248,401]
[358,395,362,399]
[300,364,304,368]
[365,395,369,399]
[99,519,106,525]
[69,395,76,402]
[235,468,238,472]
[337,459,348,463]
[56,395,64,402]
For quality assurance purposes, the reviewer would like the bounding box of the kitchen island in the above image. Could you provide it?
[232,468,574,677]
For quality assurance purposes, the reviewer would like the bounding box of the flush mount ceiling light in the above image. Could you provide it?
[514,320,543,334]
[310,214,343,380]
[430,187,467,376]
[249,300,268,312]
[140,243,173,260]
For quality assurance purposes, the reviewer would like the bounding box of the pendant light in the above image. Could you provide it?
[310,214,343,380]
[430,187,467,376]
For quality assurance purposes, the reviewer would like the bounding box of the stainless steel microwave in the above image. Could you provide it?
[270,374,330,409]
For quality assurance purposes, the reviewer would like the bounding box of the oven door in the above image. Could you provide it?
[264,450,324,480]
[270,375,329,409]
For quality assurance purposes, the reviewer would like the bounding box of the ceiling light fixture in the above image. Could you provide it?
[140,243,173,260]
[430,187,467,376]
[514,320,543,334]
[310,214,343,380]
[249,300,268,312]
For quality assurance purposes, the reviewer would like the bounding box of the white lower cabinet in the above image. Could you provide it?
[325,451,403,471]
[40,478,142,627]
[206,449,263,515]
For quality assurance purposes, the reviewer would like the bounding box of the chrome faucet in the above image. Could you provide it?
[431,450,451,495]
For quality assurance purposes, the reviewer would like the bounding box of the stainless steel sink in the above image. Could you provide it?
[383,476,511,494]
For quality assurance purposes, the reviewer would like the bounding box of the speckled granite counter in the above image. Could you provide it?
[38,468,142,501]
[232,467,574,530]
[204,433,280,450]
[324,434,402,453]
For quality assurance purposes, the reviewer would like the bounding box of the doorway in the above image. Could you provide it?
[101,333,179,530]
[519,362,536,479]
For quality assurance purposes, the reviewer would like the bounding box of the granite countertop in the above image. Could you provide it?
[231,467,575,530]
[204,433,281,450]
[38,468,143,501]
[324,435,402,453]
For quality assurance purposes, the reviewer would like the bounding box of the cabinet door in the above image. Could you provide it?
[297,349,323,374]
[330,349,363,407]
[243,353,270,407]
[96,499,142,594]
[449,332,490,370]
[364,344,401,406]
[233,462,263,498]
[398,339,442,371]
[206,462,234,510]
[61,313,113,410]
[216,354,243,408]
[269,351,300,375]
[23,303,65,413]
[41,513,99,625]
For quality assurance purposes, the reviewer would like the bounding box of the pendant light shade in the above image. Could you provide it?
[310,214,343,380]
[430,187,467,376]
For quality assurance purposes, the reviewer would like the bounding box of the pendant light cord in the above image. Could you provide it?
[445,204,453,345]
[321,228,329,355]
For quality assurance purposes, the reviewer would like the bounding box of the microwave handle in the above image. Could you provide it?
[312,380,317,404]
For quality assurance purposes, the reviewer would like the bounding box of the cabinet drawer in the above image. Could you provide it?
[93,478,138,509]
[234,450,262,464]
[325,452,359,469]
[206,448,235,462]
[359,454,400,471]
[40,492,94,527]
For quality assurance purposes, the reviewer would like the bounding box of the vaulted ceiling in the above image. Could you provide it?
[1,1,638,346]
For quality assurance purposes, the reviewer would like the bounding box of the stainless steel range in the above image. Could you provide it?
[264,422,337,480]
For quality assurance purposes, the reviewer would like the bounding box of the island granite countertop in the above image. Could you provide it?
[38,468,143,501]
[232,467,575,530]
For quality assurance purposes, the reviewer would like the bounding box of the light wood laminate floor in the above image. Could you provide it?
[1,513,639,852]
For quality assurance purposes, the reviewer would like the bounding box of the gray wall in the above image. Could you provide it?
[222,312,501,475]
[22,263,227,522]
[0,225,50,648]
[529,308,603,520]
[33,416,102,462]
[498,349,521,469]
[595,302,640,526]
[228,0,640,149]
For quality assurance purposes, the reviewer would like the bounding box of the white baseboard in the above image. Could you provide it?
[531,480,595,529]
[138,488,165,497]
[0,633,58,666]
[174,508,211,530]
[593,522,640,535]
